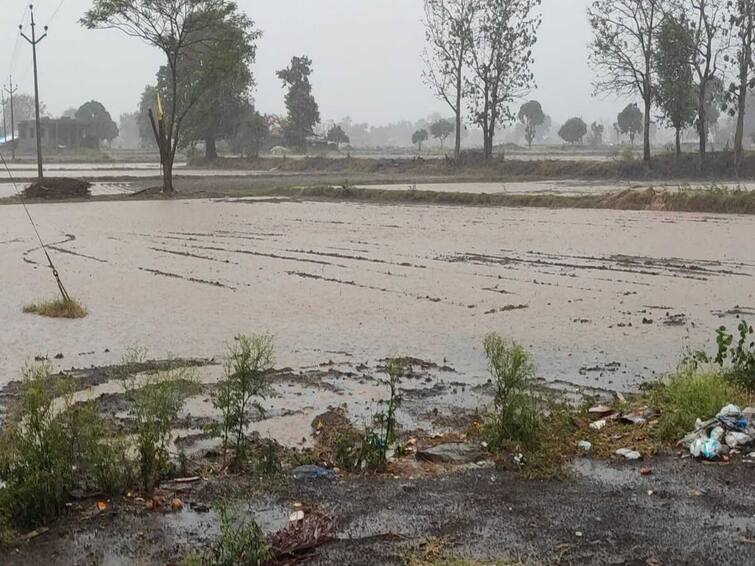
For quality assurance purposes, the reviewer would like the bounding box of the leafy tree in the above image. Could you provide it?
[617,103,644,145]
[82,0,248,193]
[654,13,697,157]
[467,0,541,159]
[231,105,269,158]
[117,112,141,149]
[175,10,261,160]
[423,0,476,161]
[429,118,455,148]
[412,128,429,153]
[588,121,605,146]
[276,56,320,150]
[326,124,350,146]
[517,100,545,148]
[137,85,158,149]
[75,100,119,147]
[589,0,665,164]
[558,117,587,144]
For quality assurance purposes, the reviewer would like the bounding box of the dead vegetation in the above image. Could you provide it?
[23,178,92,200]
[22,297,88,319]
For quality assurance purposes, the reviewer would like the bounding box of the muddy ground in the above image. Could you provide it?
[5,452,754,565]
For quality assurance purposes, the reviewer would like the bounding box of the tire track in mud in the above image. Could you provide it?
[440,250,753,281]
[285,270,474,308]
[187,243,348,267]
[148,247,239,265]
[285,248,427,269]
[138,267,237,290]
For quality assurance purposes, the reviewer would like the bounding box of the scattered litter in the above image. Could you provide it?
[588,404,614,416]
[590,419,607,430]
[639,467,652,476]
[575,531,583,537]
[291,465,335,481]
[170,498,184,512]
[416,442,485,464]
[615,448,641,460]
[578,440,592,451]
[96,501,109,512]
[289,510,305,522]
[683,404,754,460]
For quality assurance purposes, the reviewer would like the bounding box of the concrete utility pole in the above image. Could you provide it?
[1,92,6,143]
[4,77,18,160]
[19,4,47,179]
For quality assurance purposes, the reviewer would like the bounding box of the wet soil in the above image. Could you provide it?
[6,455,753,565]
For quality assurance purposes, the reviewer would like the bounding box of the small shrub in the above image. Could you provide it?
[212,334,274,467]
[0,363,73,529]
[124,361,199,493]
[206,504,272,566]
[685,320,755,391]
[362,357,405,470]
[255,439,282,476]
[652,367,745,442]
[23,297,87,319]
[483,333,540,450]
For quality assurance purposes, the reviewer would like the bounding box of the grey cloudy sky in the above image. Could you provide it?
[2,0,629,126]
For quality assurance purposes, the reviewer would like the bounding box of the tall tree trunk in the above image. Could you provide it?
[162,154,174,193]
[698,88,707,164]
[643,93,651,164]
[454,61,462,162]
[675,128,681,158]
[205,136,217,160]
[734,24,752,173]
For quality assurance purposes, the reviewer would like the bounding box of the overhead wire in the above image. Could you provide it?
[0,151,71,302]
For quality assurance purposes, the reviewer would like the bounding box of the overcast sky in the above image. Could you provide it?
[1,0,629,126]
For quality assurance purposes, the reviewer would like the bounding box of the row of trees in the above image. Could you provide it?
[589,0,755,170]
[423,0,541,161]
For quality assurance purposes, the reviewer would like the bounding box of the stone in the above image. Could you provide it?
[416,443,485,464]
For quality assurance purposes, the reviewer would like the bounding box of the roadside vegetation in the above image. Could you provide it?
[22,297,88,319]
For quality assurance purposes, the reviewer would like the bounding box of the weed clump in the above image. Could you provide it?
[123,351,199,493]
[23,297,87,319]
[483,333,540,450]
[212,334,274,468]
[206,504,271,566]
[0,363,133,531]
[651,366,746,442]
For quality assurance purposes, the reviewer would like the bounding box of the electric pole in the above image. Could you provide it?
[4,77,18,160]
[1,92,6,144]
[19,4,47,179]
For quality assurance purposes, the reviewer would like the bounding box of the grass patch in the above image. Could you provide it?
[649,367,748,442]
[23,297,88,319]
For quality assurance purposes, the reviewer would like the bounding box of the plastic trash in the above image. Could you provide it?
[717,404,741,418]
[590,419,607,430]
[578,440,592,451]
[725,431,752,448]
[615,448,641,460]
[291,465,335,481]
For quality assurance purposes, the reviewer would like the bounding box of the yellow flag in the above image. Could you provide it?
[156,93,164,121]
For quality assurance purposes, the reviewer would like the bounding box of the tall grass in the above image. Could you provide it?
[23,297,88,319]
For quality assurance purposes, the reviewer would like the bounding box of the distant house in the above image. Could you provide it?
[17,117,96,151]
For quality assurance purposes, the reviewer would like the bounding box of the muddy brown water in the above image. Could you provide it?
[1,197,753,395]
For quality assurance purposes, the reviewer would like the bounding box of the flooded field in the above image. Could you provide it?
[1,197,752,396]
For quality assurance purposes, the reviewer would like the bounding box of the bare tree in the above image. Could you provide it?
[466,0,541,160]
[686,0,729,162]
[422,0,476,162]
[727,0,755,172]
[589,0,666,164]
[82,0,244,193]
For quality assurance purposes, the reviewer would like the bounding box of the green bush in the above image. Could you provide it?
[652,367,746,441]
[206,504,271,566]
[482,333,540,450]
[124,360,199,493]
[212,334,275,467]
[0,363,74,529]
